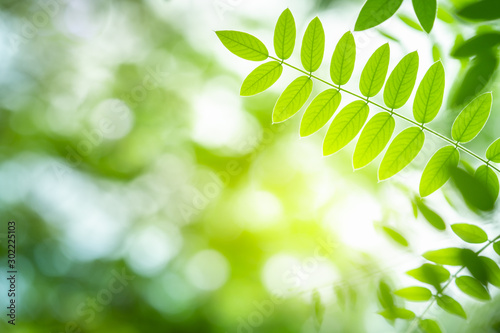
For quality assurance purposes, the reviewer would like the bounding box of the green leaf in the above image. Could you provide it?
[457,0,500,21]
[300,89,342,137]
[451,32,500,58]
[301,17,325,73]
[354,0,404,31]
[330,31,356,86]
[272,76,313,123]
[413,61,445,123]
[412,0,437,33]
[274,9,296,60]
[397,14,423,32]
[323,101,369,156]
[407,264,450,290]
[378,308,415,320]
[432,44,442,62]
[359,43,391,98]
[475,165,499,201]
[451,92,492,143]
[312,290,325,329]
[240,61,283,96]
[379,127,425,180]
[437,7,454,23]
[494,242,500,256]
[419,319,442,333]
[382,226,409,247]
[419,146,459,197]
[451,223,488,244]
[353,112,395,169]
[486,138,500,162]
[423,248,464,266]
[451,167,496,211]
[456,276,491,300]
[394,286,432,301]
[479,256,500,288]
[461,249,489,285]
[378,280,394,310]
[416,200,446,230]
[436,295,467,319]
[384,51,419,109]
[216,30,269,61]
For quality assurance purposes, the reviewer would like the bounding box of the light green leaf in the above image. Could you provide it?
[301,17,325,73]
[330,31,356,86]
[486,138,500,162]
[451,92,493,143]
[407,263,450,290]
[394,286,432,301]
[494,242,500,256]
[378,280,394,310]
[300,89,342,137]
[354,0,404,31]
[384,51,419,109]
[456,276,491,300]
[382,226,408,247]
[480,256,500,288]
[397,14,423,31]
[436,295,467,319]
[359,43,390,97]
[273,76,313,123]
[216,30,268,61]
[475,165,499,201]
[451,223,488,244]
[413,61,445,123]
[412,0,437,33]
[419,319,442,333]
[353,112,395,169]
[419,146,459,197]
[274,9,296,60]
[379,127,425,180]
[378,308,415,320]
[240,61,283,96]
[416,200,446,230]
[423,248,464,266]
[323,101,369,156]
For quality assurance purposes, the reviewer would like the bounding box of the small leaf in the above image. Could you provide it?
[359,43,391,98]
[301,17,325,73]
[452,92,492,143]
[451,223,488,244]
[494,242,500,256]
[240,61,283,96]
[419,146,459,197]
[451,32,500,58]
[419,319,442,333]
[323,101,369,156]
[379,127,425,180]
[475,165,499,201]
[461,249,489,285]
[456,276,491,300]
[416,200,446,230]
[486,138,500,162]
[353,112,395,169]
[394,286,432,301]
[479,256,500,288]
[457,0,500,21]
[273,76,313,123]
[330,31,356,86]
[378,308,415,320]
[423,248,464,266]
[216,30,269,61]
[412,0,437,33]
[436,295,467,319]
[437,7,454,23]
[413,61,445,123]
[451,167,496,211]
[354,0,404,31]
[312,290,325,329]
[274,9,296,60]
[382,226,409,247]
[300,89,342,137]
[378,280,394,310]
[384,51,419,109]
[407,264,450,290]
[397,14,423,32]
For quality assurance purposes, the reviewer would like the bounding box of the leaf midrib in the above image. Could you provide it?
[383,128,422,174]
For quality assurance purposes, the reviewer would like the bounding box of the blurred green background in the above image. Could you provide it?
[0,0,500,332]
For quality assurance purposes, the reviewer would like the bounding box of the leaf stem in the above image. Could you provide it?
[269,56,500,174]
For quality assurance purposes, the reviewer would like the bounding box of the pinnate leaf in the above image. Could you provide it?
[274,9,296,60]
[413,61,445,123]
[419,146,459,197]
[330,31,356,86]
[216,30,268,61]
[451,92,492,143]
[300,89,341,137]
[273,76,313,123]
[384,51,419,109]
[301,17,325,72]
[359,43,390,98]
[240,61,283,96]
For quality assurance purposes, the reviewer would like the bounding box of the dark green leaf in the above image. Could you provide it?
[436,295,467,319]
[384,51,419,109]
[274,9,296,60]
[461,249,489,284]
[457,0,500,21]
[419,146,459,197]
[240,61,283,96]
[301,17,325,73]
[452,92,492,143]
[475,165,499,201]
[359,43,391,98]
[451,167,496,211]
[394,286,432,301]
[479,256,500,288]
[216,30,269,61]
[423,248,464,266]
[330,31,356,86]
[451,223,488,243]
[451,32,500,58]
[412,0,437,33]
[456,275,491,300]
[273,76,313,123]
[354,0,404,31]
[300,89,341,137]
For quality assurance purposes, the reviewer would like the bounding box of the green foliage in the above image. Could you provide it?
[240,61,283,96]
[394,286,432,301]
[354,0,404,31]
[451,32,500,58]
[474,165,499,201]
[301,17,325,73]
[407,263,450,290]
[382,226,409,247]
[451,167,496,211]
[330,31,356,86]
[451,223,488,244]
[412,0,437,33]
[398,14,423,32]
[377,280,395,310]
[486,138,500,162]
[383,52,419,109]
[413,61,445,124]
[419,318,442,333]
[480,256,500,288]
[215,31,268,61]
[457,0,500,21]
[359,43,390,98]
[436,295,467,319]
[419,146,459,197]
[300,89,341,137]
[423,248,464,266]
[415,200,446,230]
[378,308,415,320]
[452,92,492,143]
[274,9,296,60]
[312,290,325,329]
[273,76,313,123]
[456,276,491,300]
[494,242,500,256]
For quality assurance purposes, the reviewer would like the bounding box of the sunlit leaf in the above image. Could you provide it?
[379,127,424,180]
[451,167,496,211]
[451,223,488,244]
[457,0,500,21]
[413,61,445,123]
[397,14,423,32]
[240,61,283,96]
[416,200,446,230]
[216,30,269,61]
[436,295,467,319]
[419,146,459,197]
[456,275,491,300]
[330,31,356,86]
[384,51,419,109]
[274,9,296,60]
[273,76,313,123]
[382,226,409,247]
[451,92,492,143]
[301,17,325,72]
[354,112,395,169]
[475,165,499,201]
[359,43,391,98]
[378,308,415,320]
[354,0,404,31]
[419,318,442,333]
[437,7,454,23]
[394,286,432,301]
[412,0,437,33]
[423,248,464,266]
[451,32,500,58]
[407,264,450,290]
[323,101,369,156]
[480,256,500,288]
[486,138,500,162]
[300,89,342,137]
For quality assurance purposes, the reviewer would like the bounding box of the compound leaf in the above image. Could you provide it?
[360,43,391,97]
[273,76,313,123]
[216,30,268,61]
[452,92,492,143]
[331,31,356,85]
[240,61,283,96]
[274,8,296,60]
[384,51,419,109]
[413,61,445,123]
[300,89,342,137]
[301,17,325,73]
[419,146,459,197]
